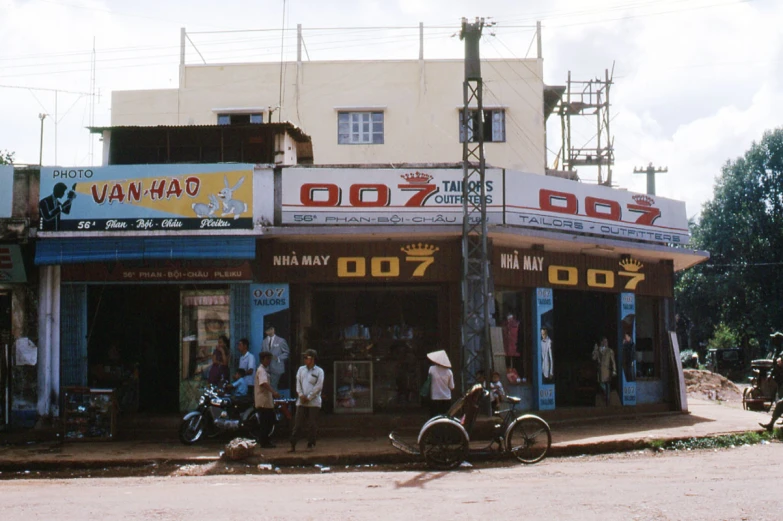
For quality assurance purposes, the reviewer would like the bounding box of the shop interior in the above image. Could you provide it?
[308,286,441,414]
[552,289,618,407]
[87,285,180,414]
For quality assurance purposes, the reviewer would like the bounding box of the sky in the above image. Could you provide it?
[1,0,781,220]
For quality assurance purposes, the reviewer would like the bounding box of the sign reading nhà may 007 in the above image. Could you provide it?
[38,165,254,232]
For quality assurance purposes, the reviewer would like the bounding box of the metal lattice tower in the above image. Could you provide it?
[459,18,492,393]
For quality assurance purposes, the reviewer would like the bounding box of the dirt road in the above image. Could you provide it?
[2,443,780,521]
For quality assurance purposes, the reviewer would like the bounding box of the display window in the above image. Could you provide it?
[307,286,441,413]
[635,296,661,379]
[180,289,231,411]
[494,289,532,386]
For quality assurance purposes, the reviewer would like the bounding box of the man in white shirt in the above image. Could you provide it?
[262,325,289,391]
[234,338,256,389]
[289,349,324,452]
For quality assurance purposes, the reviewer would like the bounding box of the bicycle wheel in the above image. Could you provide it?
[418,420,469,470]
[505,415,551,464]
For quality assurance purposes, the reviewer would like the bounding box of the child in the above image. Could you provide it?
[490,371,506,411]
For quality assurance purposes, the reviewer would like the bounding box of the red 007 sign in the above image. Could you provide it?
[505,171,689,245]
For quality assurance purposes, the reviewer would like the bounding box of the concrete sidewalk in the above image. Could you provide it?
[0,398,776,472]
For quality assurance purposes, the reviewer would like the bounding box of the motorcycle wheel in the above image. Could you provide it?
[179,413,205,445]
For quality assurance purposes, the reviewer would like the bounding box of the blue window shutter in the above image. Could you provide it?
[61,284,88,387]
[230,284,250,370]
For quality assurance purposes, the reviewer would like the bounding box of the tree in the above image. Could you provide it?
[0,150,13,165]
[676,127,783,350]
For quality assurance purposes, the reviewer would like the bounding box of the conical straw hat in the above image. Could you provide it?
[426,350,452,368]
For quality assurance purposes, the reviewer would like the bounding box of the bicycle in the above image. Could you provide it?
[389,384,552,470]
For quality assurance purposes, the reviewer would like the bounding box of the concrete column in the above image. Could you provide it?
[36,266,51,419]
[50,266,60,416]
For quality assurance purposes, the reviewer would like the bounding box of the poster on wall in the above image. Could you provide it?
[38,164,254,232]
[250,284,291,392]
[281,168,504,225]
[0,165,12,218]
[0,245,26,283]
[534,287,555,411]
[619,292,637,406]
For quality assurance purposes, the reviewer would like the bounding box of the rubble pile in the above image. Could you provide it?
[684,369,743,403]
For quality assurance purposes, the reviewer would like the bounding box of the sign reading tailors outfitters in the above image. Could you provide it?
[494,248,673,298]
[281,168,503,225]
[505,171,689,245]
[38,164,254,232]
[259,240,460,283]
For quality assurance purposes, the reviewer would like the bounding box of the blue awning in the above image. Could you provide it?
[35,236,256,265]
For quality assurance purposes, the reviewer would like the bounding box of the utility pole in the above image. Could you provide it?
[633,162,668,195]
[38,113,47,166]
[460,17,492,393]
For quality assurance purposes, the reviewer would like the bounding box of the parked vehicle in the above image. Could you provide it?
[742,359,778,412]
[705,347,746,380]
[389,384,552,469]
[179,383,295,445]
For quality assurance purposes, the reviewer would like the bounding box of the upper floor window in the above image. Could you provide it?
[459,109,506,143]
[217,113,264,125]
[338,111,384,144]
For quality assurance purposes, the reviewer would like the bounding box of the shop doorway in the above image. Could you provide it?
[0,292,10,429]
[552,290,618,407]
[87,285,180,413]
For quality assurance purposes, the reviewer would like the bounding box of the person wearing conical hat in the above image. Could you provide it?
[426,350,454,418]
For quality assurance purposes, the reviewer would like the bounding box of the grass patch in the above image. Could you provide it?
[653,430,780,451]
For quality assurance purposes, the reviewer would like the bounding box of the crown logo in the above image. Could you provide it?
[400,172,433,184]
[619,258,643,272]
[401,243,439,256]
[632,194,654,207]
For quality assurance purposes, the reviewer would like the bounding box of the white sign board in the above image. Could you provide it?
[505,171,690,245]
[0,165,12,218]
[281,168,504,225]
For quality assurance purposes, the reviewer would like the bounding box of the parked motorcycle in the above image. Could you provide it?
[179,384,296,445]
[179,384,260,445]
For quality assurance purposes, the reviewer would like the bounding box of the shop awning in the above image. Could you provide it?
[34,236,256,265]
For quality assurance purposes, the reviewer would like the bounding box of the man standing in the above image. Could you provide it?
[234,338,256,390]
[289,349,324,452]
[263,325,289,391]
[254,351,280,448]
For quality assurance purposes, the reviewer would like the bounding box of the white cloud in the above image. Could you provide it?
[1,0,781,219]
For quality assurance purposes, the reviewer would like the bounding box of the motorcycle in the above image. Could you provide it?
[179,383,296,445]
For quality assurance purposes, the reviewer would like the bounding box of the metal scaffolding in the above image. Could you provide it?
[459,18,492,393]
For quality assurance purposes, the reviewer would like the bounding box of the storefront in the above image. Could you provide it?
[0,244,27,429]
[257,239,461,415]
[34,163,270,415]
[493,247,674,411]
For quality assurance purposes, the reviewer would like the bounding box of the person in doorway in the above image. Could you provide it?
[426,350,454,418]
[622,332,636,382]
[262,325,289,391]
[207,335,230,386]
[289,349,324,452]
[592,337,617,406]
[254,351,281,448]
[234,338,256,389]
[39,182,76,231]
[540,328,554,382]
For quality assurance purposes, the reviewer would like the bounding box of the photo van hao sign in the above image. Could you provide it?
[281,168,503,226]
[493,248,673,297]
[259,240,460,283]
[38,164,255,232]
[504,171,690,245]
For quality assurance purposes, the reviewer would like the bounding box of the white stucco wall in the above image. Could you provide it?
[111,58,546,174]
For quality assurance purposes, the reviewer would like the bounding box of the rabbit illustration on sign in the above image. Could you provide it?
[218,175,247,220]
[192,193,219,217]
